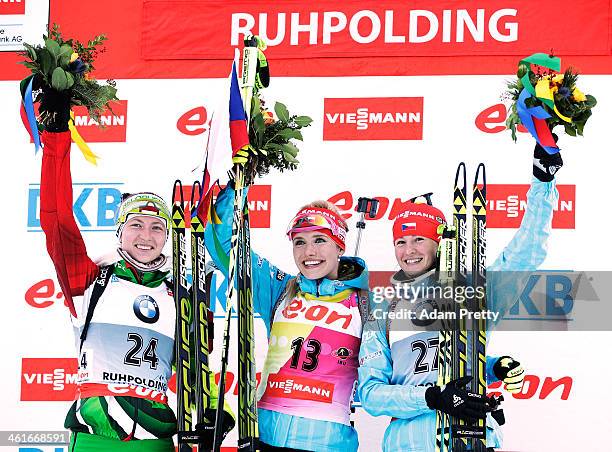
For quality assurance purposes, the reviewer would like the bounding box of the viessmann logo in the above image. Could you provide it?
[323,97,424,141]
[71,100,128,142]
[488,184,575,229]
[21,358,78,401]
[0,0,25,15]
[266,374,334,403]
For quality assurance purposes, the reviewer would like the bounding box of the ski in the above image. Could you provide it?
[172,180,194,452]
[452,163,470,452]
[435,163,488,452]
[191,181,214,451]
[237,207,258,450]
[235,35,268,451]
[471,163,488,452]
[213,34,268,451]
[213,166,246,452]
[435,205,456,452]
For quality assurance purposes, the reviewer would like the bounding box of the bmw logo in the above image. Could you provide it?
[133,295,160,324]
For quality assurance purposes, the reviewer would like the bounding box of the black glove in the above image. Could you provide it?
[533,134,563,182]
[193,408,236,450]
[39,85,71,132]
[493,356,525,394]
[425,376,489,422]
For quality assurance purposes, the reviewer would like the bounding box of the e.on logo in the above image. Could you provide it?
[488,374,572,401]
[487,184,575,229]
[21,358,78,401]
[0,0,25,15]
[328,190,418,221]
[176,106,209,136]
[474,103,534,135]
[323,98,423,141]
[25,278,66,309]
[168,371,262,395]
[71,100,128,142]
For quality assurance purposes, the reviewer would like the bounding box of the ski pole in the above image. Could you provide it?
[354,197,379,256]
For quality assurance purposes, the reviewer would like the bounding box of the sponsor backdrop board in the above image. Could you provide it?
[0,0,49,53]
[1,1,612,451]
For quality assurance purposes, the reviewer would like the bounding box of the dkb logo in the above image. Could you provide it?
[28,183,123,232]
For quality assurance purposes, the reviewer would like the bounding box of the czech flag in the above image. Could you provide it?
[197,51,249,223]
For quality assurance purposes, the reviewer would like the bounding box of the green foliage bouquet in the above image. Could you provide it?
[19,24,118,127]
[236,93,312,185]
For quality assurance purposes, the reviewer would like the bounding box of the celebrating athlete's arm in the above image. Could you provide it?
[39,90,98,317]
[204,185,292,332]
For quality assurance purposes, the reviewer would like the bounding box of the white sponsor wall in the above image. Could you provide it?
[1,74,611,451]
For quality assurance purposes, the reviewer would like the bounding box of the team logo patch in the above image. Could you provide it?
[133,295,160,324]
[332,347,353,360]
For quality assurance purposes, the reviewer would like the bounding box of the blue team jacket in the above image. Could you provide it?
[358,179,558,451]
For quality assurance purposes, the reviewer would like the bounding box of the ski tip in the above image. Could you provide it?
[474,163,486,188]
[190,180,202,207]
[172,180,184,204]
[455,162,467,188]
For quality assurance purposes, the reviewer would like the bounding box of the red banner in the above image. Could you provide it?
[21,358,78,401]
[488,184,576,229]
[72,100,128,143]
[0,0,25,15]
[323,97,424,141]
[2,0,612,80]
[142,0,611,60]
[178,184,271,228]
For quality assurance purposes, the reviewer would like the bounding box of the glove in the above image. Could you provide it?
[533,134,563,182]
[493,356,525,393]
[39,85,71,132]
[193,407,236,450]
[425,376,489,422]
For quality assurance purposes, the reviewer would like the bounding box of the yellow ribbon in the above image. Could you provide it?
[69,111,99,165]
[210,201,222,224]
[534,79,572,123]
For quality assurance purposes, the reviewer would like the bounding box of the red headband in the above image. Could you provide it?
[287,207,348,250]
[392,203,447,243]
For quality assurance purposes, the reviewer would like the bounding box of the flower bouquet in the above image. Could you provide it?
[505,53,596,152]
[19,24,118,129]
[234,79,312,185]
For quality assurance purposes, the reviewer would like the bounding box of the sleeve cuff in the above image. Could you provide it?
[411,385,430,411]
